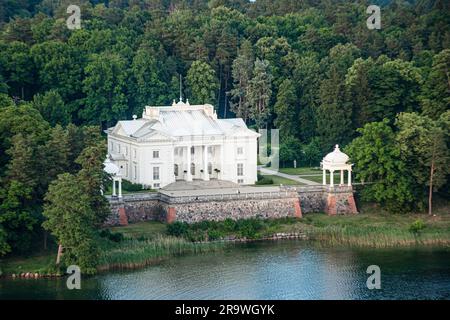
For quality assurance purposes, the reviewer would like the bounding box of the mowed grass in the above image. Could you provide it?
[279,167,321,175]
[300,173,341,184]
[255,174,305,186]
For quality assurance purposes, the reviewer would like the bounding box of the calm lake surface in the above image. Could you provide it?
[1,241,449,300]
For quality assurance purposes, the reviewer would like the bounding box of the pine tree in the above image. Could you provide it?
[274,78,298,139]
[421,49,450,120]
[228,40,254,122]
[247,59,273,128]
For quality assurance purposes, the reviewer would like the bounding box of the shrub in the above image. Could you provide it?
[409,219,426,235]
[223,218,237,232]
[236,219,264,239]
[208,230,223,241]
[99,229,124,242]
[256,176,274,185]
[122,179,145,192]
[166,221,189,237]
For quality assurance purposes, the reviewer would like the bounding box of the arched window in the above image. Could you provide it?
[174,164,179,177]
[208,162,212,175]
[190,163,195,175]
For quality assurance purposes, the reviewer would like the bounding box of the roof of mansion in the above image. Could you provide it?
[107,100,259,141]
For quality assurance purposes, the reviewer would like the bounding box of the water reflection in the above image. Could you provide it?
[1,241,449,300]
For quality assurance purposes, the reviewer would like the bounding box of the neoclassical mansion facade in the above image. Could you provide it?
[105,99,260,189]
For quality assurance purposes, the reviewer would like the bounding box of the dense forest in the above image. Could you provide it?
[0,0,449,267]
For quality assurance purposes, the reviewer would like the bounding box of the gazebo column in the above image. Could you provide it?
[112,179,116,197]
[203,145,209,181]
[186,145,192,181]
[348,170,352,186]
[330,170,334,187]
[322,169,326,185]
[118,177,122,198]
[340,170,344,185]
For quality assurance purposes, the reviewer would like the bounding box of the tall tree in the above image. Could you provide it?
[396,112,450,215]
[420,49,450,120]
[186,61,219,105]
[247,59,273,128]
[75,142,109,226]
[274,78,297,139]
[81,52,129,128]
[32,90,71,127]
[129,47,167,113]
[43,173,99,274]
[345,120,416,213]
[316,43,360,151]
[228,39,254,122]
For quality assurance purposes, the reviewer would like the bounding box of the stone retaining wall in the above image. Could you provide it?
[171,197,301,223]
[105,185,357,226]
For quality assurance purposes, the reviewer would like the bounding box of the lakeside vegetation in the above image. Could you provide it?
[2,201,449,276]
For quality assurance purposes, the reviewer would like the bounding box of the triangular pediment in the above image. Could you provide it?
[136,130,174,142]
[112,123,127,136]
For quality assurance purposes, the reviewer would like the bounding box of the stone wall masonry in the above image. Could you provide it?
[171,197,300,223]
[104,185,358,227]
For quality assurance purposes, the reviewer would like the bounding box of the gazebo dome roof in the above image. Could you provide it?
[323,145,349,165]
[104,158,120,175]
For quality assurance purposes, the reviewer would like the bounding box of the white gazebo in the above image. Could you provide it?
[321,145,352,187]
[104,158,122,198]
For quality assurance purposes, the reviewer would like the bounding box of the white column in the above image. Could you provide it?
[203,145,209,181]
[348,170,352,186]
[186,145,192,181]
[118,178,122,198]
[112,179,116,196]
[322,169,326,185]
[220,144,224,180]
[340,170,344,185]
[330,170,334,187]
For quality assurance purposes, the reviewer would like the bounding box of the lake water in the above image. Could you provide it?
[1,240,449,300]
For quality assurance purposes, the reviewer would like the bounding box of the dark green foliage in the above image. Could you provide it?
[165,217,299,242]
[121,180,145,192]
[409,219,426,236]
[99,229,124,243]
[256,174,274,185]
[166,221,189,237]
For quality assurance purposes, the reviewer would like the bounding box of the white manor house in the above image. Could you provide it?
[106,99,260,189]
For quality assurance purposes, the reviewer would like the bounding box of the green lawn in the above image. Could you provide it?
[256,174,305,186]
[279,167,321,175]
[300,173,341,184]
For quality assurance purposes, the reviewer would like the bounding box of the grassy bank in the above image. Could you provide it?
[164,207,450,248]
[1,205,449,276]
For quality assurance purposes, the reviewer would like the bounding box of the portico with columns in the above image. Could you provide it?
[105,98,259,189]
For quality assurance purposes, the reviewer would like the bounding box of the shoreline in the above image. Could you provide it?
[1,209,449,278]
[1,233,449,279]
